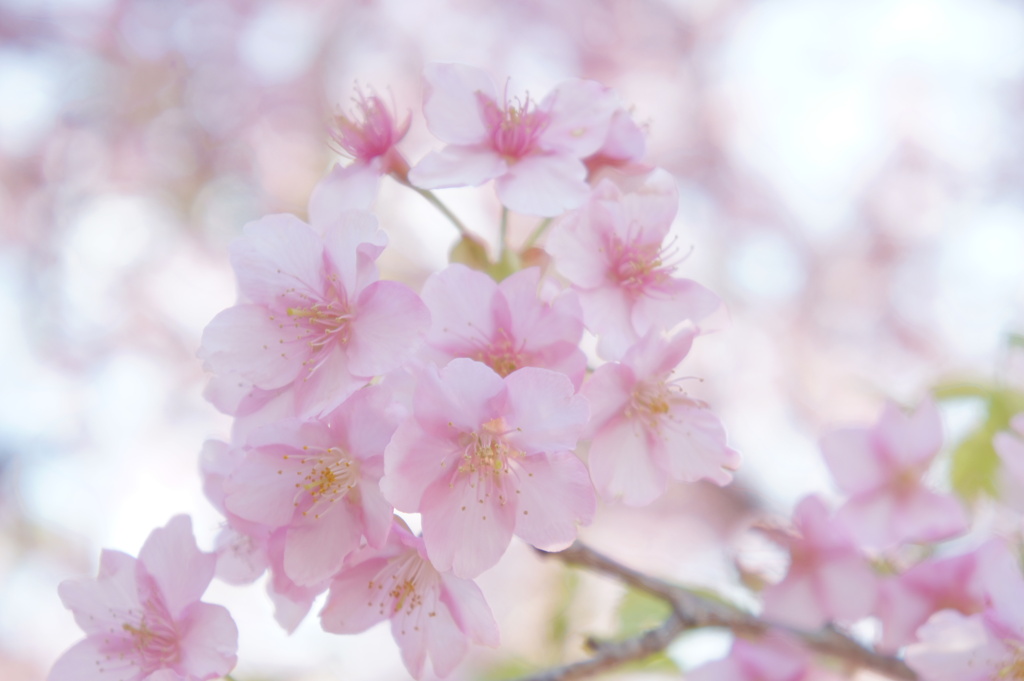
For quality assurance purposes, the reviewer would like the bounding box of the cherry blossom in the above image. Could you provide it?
[381,358,594,578]
[761,495,877,629]
[420,263,587,387]
[906,539,1024,680]
[875,546,988,651]
[50,516,237,681]
[583,328,739,505]
[309,89,412,221]
[546,170,721,359]
[820,398,968,549]
[320,518,499,679]
[409,62,618,216]
[223,385,397,586]
[199,210,430,418]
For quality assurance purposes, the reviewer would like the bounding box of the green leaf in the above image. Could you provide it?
[949,388,1024,502]
[616,586,672,639]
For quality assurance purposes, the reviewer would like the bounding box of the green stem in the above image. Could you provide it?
[499,206,510,259]
[409,186,470,236]
[522,217,553,250]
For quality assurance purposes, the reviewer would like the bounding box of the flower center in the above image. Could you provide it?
[460,418,519,477]
[284,446,360,519]
[116,603,180,674]
[330,88,408,162]
[479,90,550,160]
[366,550,439,622]
[473,329,528,377]
[626,381,673,431]
[995,639,1024,675]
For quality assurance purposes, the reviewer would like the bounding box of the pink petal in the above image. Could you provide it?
[290,345,366,418]
[321,210,386,296]
[816,553,877,622]
[504,367,588,454]
[381,422,460,511]
[138,516,215,620]
[421,472,516,578]
[581,363,634,435]
[512,452,595,551]
[284,512,362,586]
[623,328,695,381]
[894,488,969,545]
[347,280,430,376]
[629,277,722,337]
[421,264,499,352]
[539,79,617,157]
[177,602,238,679]
[419,602,468,678]
[877,398,942,467]
[49,638,132,681]
[319,559,390,634]
[762,571,823,629]
[415,359,506,434]
[546,206,611,289]
[495,152,590,216]
[595,109,646,161]
[439,573,500,647]
[199,304,308,390]
[820,427,888,496]
[409,145,507,189]
[308,162,381,226]
[223,452,304,527]
[659,402,741,485]
[230,214,324,305]
[905,610,1000,681]
[358,481,395,548]
[422,62,494,144]
[588,417,668,506]
[58,550,139,634]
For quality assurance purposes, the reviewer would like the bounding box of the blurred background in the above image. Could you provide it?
[3,0,1024,679]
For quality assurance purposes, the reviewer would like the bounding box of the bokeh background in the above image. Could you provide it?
[3,0,1024,679]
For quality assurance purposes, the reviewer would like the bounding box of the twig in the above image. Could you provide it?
[527,541,917,681]
[515,613,690,681]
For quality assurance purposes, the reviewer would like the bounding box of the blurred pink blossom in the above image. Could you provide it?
[50,516,237,681]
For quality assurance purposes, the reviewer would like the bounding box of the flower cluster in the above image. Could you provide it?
[51,62,1024,681]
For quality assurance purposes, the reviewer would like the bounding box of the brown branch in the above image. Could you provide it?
[515,613,690,681]
[521,541,916,681]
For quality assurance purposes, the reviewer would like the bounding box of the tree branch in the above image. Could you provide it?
[525,541,916,681]
[515,613,690,681]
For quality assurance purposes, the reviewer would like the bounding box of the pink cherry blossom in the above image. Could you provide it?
[308,89,413,222]
[320,518,499,679]
[546,170,721,359]
[875,547,988,651]
[409,62,618,216]
[381,358,594,578]
[420,263,587,387]
[223,385,398,586]
[50,516,238,681]
[820,398,968,549]
[583,107,648,177]
[905,539,1024,680]
[761,495,878,629]
[582,328,740,505]
[199,210,430,418]
[329,87,410,170]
